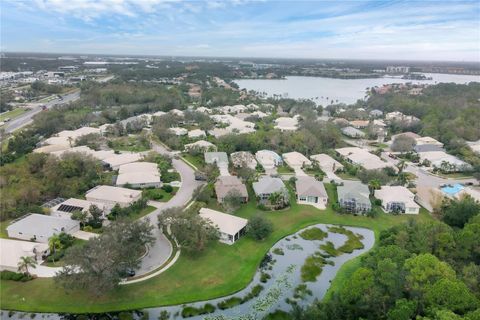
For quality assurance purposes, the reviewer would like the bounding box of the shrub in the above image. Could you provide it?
[181,304,215,317]
[1,270,32,282]
[217,297,242,310]
[247,215,273,240]
[162,184,174,193]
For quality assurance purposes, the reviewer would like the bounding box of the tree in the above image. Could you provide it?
[56,219,154,295]
[17,256,37,276]
[247,215,273,241]
[368,179,381,196]
[88,204,103,228]
[48,234,63,263]
[387,299,417,320]
[391,135,416,153]
[441,196,480,228]
[425,278,479,314]
[71,210,88,228]
[222,189,244,213]
[158,207,219,254]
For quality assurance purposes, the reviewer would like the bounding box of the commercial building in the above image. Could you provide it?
[6,214,80,243]
[199,208,248,245]
[86,185,142,208]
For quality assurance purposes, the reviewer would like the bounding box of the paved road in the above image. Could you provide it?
[3,90,81,133]
[135,142,204,276]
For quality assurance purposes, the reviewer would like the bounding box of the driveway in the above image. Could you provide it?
[134,142,204,277]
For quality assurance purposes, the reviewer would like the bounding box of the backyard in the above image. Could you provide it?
[0,184,433,313]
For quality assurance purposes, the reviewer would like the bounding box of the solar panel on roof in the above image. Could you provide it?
[57,204,84,213]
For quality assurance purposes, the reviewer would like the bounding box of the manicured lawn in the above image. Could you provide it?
[0,184,433,313]
[181,153,205,171]
[0,108,27,122]
[277,165,294,174]
[143,188,178,202]
[0,220,12,239]
[128,205,156,220]
[109,136,151,152]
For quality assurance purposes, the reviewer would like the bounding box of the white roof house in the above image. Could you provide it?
[336,147,396,171]
[102,153,143,170]
[0,239,49,273]
[44,127,101,147]
[255,150,283,169]
[116,162,161,188]
[184,140,217,152]
[51,198,111,219]
[253,176,287,199]
[6,214,80,243]
[91,150,116,160]
[169,127,188,136]
[50,146,96,158]
[295,176,328,209]
[188,129,206,138]
[170,109,185,117]
[341,126,366,138]
[199,208,248,245]
[230,151,257,170]
[196,107,211,114]
[418,151,471,172]
[86,185,142,208]
[415,136,444,147]
[282,152,312,169]
[375,186,420,214]
[274,116,298,131]
[33,144,70,154]
[310,154,344,172]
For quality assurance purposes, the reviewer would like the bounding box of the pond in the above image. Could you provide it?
[234,73,480,105]
[2,224,374,320]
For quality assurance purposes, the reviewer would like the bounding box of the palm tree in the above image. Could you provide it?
[48,234,62,263]
[17,256,37,276]
[268,192,282,209]
[396,159,406,174]
[368,179,381,196]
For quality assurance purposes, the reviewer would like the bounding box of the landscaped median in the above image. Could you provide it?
[0,184,433,313]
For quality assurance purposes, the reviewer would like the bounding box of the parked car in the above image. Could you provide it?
[195,172,207,181]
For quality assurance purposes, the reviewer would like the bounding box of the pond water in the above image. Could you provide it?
[2,224,374,320]
[234,73,480,105]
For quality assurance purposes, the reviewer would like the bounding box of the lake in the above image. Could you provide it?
[235,73,480,105]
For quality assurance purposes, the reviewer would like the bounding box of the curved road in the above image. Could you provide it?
[4,90,81,133]
[135,142,204,276]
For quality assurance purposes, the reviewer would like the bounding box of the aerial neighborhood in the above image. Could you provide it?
[0,51,479,319]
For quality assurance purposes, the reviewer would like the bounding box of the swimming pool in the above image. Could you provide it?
[441,183,464,196]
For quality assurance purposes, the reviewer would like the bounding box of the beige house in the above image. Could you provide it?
[116,162,162,188]
[295,176,328,209]
[215,176,249,203]
[199,208,248,245]
[310,154,344,172]
[86,185,142,208]
[282,151,312,169]
[375,186,420,214]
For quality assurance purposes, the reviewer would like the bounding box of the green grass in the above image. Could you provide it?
[277,165,294,174]
[0,220,12,239]
[0,108,27,122]
[301,252,331,282]
[181,153,205,171]
[109,136,150,152]
[127,206,156,220]
[0,184,433,313]
[142,188,177,202]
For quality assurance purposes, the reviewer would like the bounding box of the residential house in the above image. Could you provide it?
[310,154,344,172]
[205,152,229,176]
[184,140,217,152]
[374,186,420,214]
[337,182,372,214]
[169,127,188,136]
[349,120,369,129]
[0,239,49,273]
[253,176,287,202]
[188,129,206,139]
[282,151,312,169]
[274,116,299,131]
[230,151,257,170]
[7,214,80,243]
[51,198,111,219]
[214,176,248,203]
[255,150,283,170]
[295,176,328,209]
[102,152,143,170]
[341,126,366,138]
[199,208,247,245]
[86,185,142,208]
[116,162,162,188]
[336,147,396,171]
[369,109,383,118]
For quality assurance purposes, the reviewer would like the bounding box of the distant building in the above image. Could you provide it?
[386,66,410,73]
[341,126,366,138]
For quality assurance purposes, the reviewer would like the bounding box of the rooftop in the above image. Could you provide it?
[296,176,328,198]
[6,214,79,238]
[253,176,286,195]
[86,185,142,203]
[199,208,247,236]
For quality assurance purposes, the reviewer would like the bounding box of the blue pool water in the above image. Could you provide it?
[441,183,464,196]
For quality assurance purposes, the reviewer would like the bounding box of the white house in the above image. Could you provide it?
[184,140,217,152]
[51,198,111,219]
[0,239,50,272]
[86,185,142,208]
[230,151,257,170]
[375,186,420,214]
[255,150,283,170]
[188,129,206,139]
[310,154,344,173]
[199,208,247,245]
[116,162,162,188]
[295,176,328,209]
[6,214,80,243]
[282,151,312,169]
[102,152,143,170]
[169,127,188,136]
[336,147,396,171]
[274,116,298,131]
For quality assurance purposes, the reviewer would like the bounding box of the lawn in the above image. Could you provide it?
[0,220,12,239]
[127,205,156,220]
[277,165,294,174]
[0,108,27,122]
[181,153,205,171]
[0,184,433,313]
[143,188,178,203]
[108,136,151,152]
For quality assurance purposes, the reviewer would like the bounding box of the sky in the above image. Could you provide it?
[1,0,479,61]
